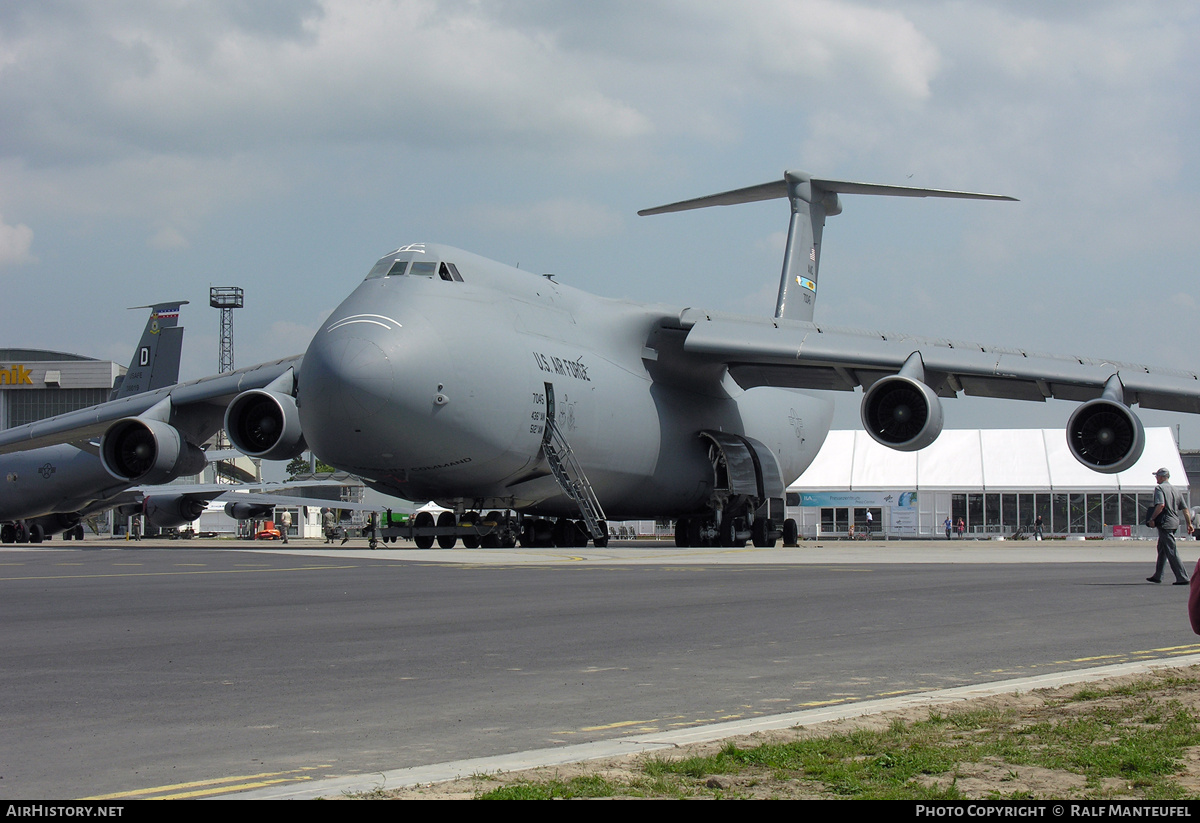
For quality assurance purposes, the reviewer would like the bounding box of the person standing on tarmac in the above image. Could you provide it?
[1147,467,1193,585]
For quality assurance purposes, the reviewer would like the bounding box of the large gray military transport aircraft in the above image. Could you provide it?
[4,170,1199,549]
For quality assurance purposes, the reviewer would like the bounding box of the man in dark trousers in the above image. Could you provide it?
[1147,467,1193,585]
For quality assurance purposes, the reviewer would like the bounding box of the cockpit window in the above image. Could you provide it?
[366,258,408,279]
[365,254,460,282]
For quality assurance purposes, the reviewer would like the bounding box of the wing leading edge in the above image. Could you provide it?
[676,311,1200,413]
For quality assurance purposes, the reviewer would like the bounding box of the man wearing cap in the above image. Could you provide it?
[1147,468,1193,585]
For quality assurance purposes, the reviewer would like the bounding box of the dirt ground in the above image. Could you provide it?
[364,666,1200,800]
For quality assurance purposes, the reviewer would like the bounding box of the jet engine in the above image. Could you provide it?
[860,374,944,452]
[224,501,276,520]
[100,417,207,484]
[1067,398,1145,474]
[225,390,307,461]
[142,494,207,529]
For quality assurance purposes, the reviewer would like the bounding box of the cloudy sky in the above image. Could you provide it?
[2,1,1198,443]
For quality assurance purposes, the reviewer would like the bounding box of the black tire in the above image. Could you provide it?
[436,511,457,549]
[719,516,744,548]
[461,512,481,549]
[752,518,776,548]
[413,511,435,549]
[782,518,799,546]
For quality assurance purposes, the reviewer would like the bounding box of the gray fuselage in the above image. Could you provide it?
[297,244,833,518]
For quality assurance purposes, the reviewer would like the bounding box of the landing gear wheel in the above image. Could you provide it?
[413,511,435,549]
[752,518,776,548]
[782,518,799,546]
[552,518,572,548]
[461,512,481,548]
[436,511,457,549]
[29,524,44,544]
[719,516,745,548]
[482,511,504,548]
[675,517,689,547]
[500,523,517,549]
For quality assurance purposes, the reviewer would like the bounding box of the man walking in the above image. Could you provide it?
[1147,467,1193,585]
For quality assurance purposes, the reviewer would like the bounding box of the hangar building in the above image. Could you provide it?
[0,349,121,431]
[785,428,1187,540]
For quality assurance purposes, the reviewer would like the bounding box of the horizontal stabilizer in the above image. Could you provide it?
[638,171,1015,216]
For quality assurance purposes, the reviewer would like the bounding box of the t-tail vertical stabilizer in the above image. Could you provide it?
[639,170,1016,322]
[110,301,188,400]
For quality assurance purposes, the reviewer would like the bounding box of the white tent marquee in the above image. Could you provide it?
[786,428,1186,538]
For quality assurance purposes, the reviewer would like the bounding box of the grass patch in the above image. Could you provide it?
[460,670,1200,800]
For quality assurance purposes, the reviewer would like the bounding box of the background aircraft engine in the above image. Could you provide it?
[1066,398,1145,474]
[100,417,206,484]
[225,390,307,460]
[860,375,944,452]
[143,495,207,529]
[224,502,276,520]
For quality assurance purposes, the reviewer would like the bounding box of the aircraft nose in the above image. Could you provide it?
[298,316,403,469]
[302,332,395,425]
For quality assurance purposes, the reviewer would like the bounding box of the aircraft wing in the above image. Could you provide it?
[672,309,1200,413]
[207,490,386,513]
[0,356,303,456]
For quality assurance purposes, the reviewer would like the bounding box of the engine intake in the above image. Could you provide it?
[1067,398,1145,473]
[225,502,276,521]
[225,390,307,460]
[861,374,944,451]
[100,417,207,484]
[143,495,207,529]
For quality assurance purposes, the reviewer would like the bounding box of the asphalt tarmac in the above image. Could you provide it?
[2,537,1197,799]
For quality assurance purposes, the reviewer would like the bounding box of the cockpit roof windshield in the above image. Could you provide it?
[366,251,421,280]
[365,246,463,282]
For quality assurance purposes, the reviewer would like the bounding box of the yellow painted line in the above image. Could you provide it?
[796,697,856,708]
[159,776,311,799]
[84,767,326,800]
[0,565,359,582]
[579,719,656,732]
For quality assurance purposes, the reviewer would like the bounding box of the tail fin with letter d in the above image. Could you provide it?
[109,301,188,400]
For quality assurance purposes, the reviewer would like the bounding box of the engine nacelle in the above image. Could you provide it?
[860,375,944,451]
[143,495,207,529]
[100,417,207,484]
[225,390,307,460]
[224,501,276,521]
[1067,398,1145,474]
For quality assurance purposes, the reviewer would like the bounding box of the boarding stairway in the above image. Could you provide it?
[543,415,608,542]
